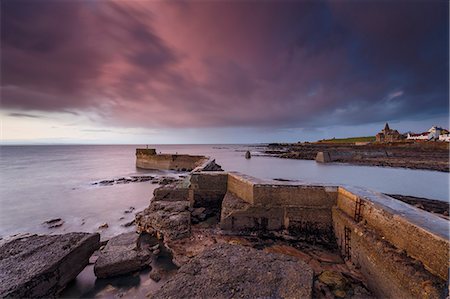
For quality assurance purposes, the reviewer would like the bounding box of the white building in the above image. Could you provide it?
[407,132,430,140]
[428,126,444,139]
[439,134,450,142]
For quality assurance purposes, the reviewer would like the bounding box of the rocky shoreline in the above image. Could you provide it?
[264,142,449,172]
[1,161,448,298]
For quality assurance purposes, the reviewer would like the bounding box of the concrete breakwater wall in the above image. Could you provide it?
[136,148,210,171]
[315,150,388,163]
[136,171,449,298]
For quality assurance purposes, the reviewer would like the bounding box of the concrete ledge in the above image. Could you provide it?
[227,172,255,204]
[254,184,337,207]
[338,186,449,280]
[332,207,446,298]
[136,149,207,171]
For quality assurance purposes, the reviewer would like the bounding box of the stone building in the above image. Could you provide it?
[376,123,403,142]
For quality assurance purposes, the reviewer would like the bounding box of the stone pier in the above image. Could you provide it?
[136,171,449,298]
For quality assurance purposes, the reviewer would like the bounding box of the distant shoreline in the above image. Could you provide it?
[264,142,449,172]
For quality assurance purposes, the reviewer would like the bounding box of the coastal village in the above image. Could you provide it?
[376,123,450,143]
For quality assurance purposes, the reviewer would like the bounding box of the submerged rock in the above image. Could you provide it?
[0,232,100,298]
[42,218,64,229]
[152,243,313,299]
[98,223,109,229]
[94,232,151,278]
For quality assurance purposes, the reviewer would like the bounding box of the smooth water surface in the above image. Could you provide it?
[0,144,448,238]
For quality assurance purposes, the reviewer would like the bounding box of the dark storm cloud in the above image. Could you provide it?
[1,0,448,128]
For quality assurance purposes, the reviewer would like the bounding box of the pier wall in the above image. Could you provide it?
[193,171,448,298]
[136,149,208,171]
[137,170,449,298]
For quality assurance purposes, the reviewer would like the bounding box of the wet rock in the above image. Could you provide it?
[93,176,155,186]
[318,270,350,296]
[42,218,64,229]
[98,223,109,229]
[121,220,135,227]
[150,244,160,255]
[158,177,181,186]
[201,159,223,171]
[94,232,151,278]
[149,269,162,282]
[136,199,191,240]
[153,243,313,299]
[245,150,251,159]
[0,232,100,298]
[124,206,135,214]
[191,207,206,217]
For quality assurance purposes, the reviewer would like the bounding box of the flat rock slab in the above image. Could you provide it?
[94,232,151,278]
[152,243,313,299]
[0,232,100,298]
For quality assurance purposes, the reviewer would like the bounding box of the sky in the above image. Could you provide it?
[1,0,449,144]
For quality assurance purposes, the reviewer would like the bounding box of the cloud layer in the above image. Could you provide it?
[2,1,448,129]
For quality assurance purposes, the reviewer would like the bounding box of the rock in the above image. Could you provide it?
[152,243,313,299]
[135,200,191,240]
[124,206,135,214]
[0,233,100,298]
[201,159,223,171]
[191,207,206,218]
[98,223,109,229]
[149,269,162,282]
[121,220,135,227]
[318,270,349,294]
[42,218,64,229]
[94,232,151,278]
[245,150,251,159]
[263,244,312,263]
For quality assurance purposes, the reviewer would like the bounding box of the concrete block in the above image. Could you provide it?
[227,173,255,204]
[332,207,446,299]
[316,151,331,163]
[253,184,337,207]
[338,187,449,281]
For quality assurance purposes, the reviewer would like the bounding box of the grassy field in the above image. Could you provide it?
[317,136,376,143]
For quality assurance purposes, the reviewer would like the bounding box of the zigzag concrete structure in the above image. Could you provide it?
[136,170,449,298]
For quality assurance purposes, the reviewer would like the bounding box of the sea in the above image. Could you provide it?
[0,144,448,240]
[1,144,448,297]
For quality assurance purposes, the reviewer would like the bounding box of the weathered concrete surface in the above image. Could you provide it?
[333,207,447,299]
[0,232,100,298]
[152,243,313,299]
[316,151,331,163]
[221,192,284,231]
[189,171,227,215]
[136,148,208,171]
[222,173,338,241]
[94,232,151,278]
[337,186,449,281]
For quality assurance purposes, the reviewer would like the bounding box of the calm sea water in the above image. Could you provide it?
[0,144,448,239]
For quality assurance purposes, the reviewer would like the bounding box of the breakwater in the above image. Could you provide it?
[136,148,219,171]
[136,171,449,298]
